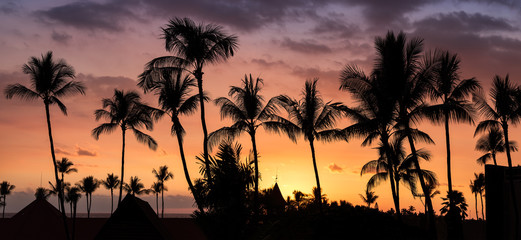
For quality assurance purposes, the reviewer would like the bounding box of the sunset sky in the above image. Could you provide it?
[1,0,521,219]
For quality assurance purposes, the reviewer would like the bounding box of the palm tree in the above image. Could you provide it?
[276,78,345,210]
[138,70,205,213]
[35,187,51,200]
[424,50,480,201]
[475,126,518,166]
[101,173,120,214]
[0,181,15,218]
[152,165,174,218]
[413,183,440,214]
[473,173,486,220]
[65,186,81,240]
[150,182,162,216]
[124,176,149,196]
[359,188,378,208]
[292,190,308,210]
[210,74,294,215]
[469,178,480,220]
[77,176,99,218]
[140,17,238,183]
[57,157,78,183]
[440,190,468,219]
[474,74,520,233]
[49,180,69,211]
[4,51,85,237]
[92,89,159,205]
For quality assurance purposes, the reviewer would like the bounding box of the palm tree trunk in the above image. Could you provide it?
[479,192,484,220]
[156,193,159,216]
[110,189,114,214]
[70,202,73,218]
[72,202,77,240]
[250,131,260,218]
[503,122,519,238]
[175,131,205,213]
[474,193,478,220]
[445,114,453,197]
[161,185,164,218]
[2,196,5,218]
[309,139,322,212]
[492,153,497,166]
[381,136,401,219]
[195,71,211,184]
[45,103,71,240]
[118,128,126,205]
[406,133,437,238]
[88,194,92,218]
[85,193,89,218]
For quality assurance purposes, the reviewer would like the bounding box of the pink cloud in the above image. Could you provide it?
[328,163,344,174]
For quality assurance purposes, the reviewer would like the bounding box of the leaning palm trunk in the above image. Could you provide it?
[445,114,453,197]
[45,103,71,240]
[118,128,126,205]
[195,73,212,184]
[503,123,519,238]
[250,130,260,217]
[175,130,205,213]
[382,136,401,219]
[406,133,436,237]
[480,192,484,220]
[309,139,322,211]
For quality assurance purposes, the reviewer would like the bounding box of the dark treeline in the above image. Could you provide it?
[4,17,521,240]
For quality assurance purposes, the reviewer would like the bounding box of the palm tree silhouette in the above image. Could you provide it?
[152,165,173,218]
[424,50,480,203]
[276,79,345,210]
[138,71,205,213]
[77,176,98,218]
[124,176,149,196]
[4,51,85,238]
[473,173,485,220]
[469,178,480,220]
[413,183,440,214]
[140,17,238,184]
[92,89,159,205]
[49,180,70,211]
[65,186,81,240]
[0,181,15,218]
[210,74,294,216]
[359,188,378,208]
[361,140,437,207]
[150,182,162,216]
[440,190,468,219]
[35,187,51,200]
[101,173,120,214]
[474,126,518,166]
[474,74,520,234]
[57,157,78,184]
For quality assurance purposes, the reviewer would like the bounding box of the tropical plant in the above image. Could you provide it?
[4,51,85,237]
[210,74,294,215]
[138,69,205,213]
[92,89,159,205]
[49,180,69,211]
[359,188,379,208]
[469,178,480,220]
[101,173,120,214]
[413,182,440,214]
[57,157,77,183]
[140,17,238,184]
[35,187,51,200]
[124,176,149,196]
[473,173,485,220]
[292,190,309,210]
[276,79,345,210]
[473,74,520,232]
[77,176,98,218]
[65,186,81,239]
[475,124,518,166]
[0,181,15,218]
[153,165,174,218]
[424,50,480,202]
[150,182,162,216]
[440,190,468,220]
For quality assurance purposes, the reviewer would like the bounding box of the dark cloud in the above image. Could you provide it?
[51,30,72,44]
[0,1,20,14]
[250,58,289,69]
[311,16,360,38]
[280,38,332,54]
[328,163,344,173]
[415,11,518,34]
[35,0,142,32]
[339,0,434,26]
[76,146,97,157]
[457,0,521,8]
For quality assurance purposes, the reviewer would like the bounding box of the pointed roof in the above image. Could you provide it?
[95,194,174,240]
[266,183,286,207]
[6,198,68,240]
